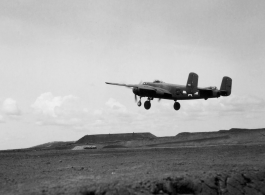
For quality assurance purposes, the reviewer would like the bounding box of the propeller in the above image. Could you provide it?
[134,94,137,102]
[106,81,144,103]
[133,81,143,102]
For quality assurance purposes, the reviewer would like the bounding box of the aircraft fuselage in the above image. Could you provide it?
[106,72,232,110]
[134,82,220,100]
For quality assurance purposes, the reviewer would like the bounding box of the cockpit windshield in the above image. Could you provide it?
[153,80,164,83]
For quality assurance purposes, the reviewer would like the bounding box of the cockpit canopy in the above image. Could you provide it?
[153,80,164,83]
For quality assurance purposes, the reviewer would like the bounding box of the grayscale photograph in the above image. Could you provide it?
[0,1,265,194]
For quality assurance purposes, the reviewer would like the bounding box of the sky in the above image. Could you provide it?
[0,0,265,150]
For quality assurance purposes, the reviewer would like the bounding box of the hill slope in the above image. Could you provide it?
[29,128,265,150]
[30,141,75,150]
[145,128,265,147]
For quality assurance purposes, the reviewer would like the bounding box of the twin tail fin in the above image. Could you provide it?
[186,72,198,94]
[220,76,232,96]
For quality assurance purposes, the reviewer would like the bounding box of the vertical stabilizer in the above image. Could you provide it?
[220,76,232,96]
[186,72,198,94]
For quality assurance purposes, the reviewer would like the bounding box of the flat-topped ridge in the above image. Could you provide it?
[175,128,265,144]
[76,132,156,144]
[177,128,265,137]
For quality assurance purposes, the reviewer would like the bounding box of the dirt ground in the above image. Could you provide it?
[1,145,265,195]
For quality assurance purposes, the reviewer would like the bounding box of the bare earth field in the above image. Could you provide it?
[1,144,265,195]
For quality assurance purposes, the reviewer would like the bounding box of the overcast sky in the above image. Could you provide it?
[1,0,265,150]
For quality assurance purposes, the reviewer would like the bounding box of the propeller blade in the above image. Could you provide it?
[135,94,137,102]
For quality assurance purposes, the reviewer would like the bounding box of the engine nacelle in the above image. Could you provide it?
[133,87,156,97]
[132,87,139,95]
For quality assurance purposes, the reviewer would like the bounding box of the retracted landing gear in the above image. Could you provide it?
[173,101,180,111]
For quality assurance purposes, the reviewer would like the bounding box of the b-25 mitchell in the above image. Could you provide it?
[106,72,232,111]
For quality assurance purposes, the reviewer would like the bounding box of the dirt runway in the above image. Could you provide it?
[1,145,265,195]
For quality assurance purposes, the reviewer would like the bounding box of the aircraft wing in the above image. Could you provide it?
[105,82,139,88]
[105,82,156,90]
[105,82,172,96]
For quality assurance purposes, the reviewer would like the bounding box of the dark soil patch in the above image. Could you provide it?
[103,145,128,149]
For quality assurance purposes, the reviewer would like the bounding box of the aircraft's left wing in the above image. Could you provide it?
[106,82,172,96]
[105,82,139,88]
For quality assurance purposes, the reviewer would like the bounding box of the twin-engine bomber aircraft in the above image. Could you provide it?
[106,72,232,111]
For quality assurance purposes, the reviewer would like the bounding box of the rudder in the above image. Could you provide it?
[220,76,232,96]
[186,72,198,94]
